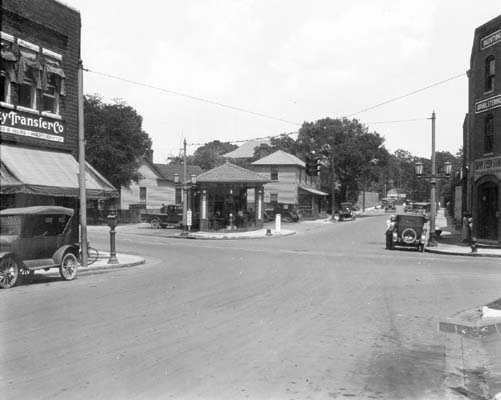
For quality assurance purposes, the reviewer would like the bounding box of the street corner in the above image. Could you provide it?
[439,300,501,339]
[80,251,146,273]
[176,228,296,240]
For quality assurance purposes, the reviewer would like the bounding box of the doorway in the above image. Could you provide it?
[477,182,498,241]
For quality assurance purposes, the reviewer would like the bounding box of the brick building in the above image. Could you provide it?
[1,0,115,212]
[466,14,501,244]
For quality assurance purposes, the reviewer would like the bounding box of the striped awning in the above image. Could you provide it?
[0,144,118,199]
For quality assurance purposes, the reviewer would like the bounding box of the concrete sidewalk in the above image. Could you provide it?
[35,250,146,278]
[427,208,501,257]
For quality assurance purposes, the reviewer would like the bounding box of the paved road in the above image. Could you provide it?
[1,214,499,400]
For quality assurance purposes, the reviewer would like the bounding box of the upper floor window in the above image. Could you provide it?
[42,49,65,116]
[1,33,15,105]
[16,41,41,111]
[270,166,278,181]
[484,114,494,154]
[485,56,495,93]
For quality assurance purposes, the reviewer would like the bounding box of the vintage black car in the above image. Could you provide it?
[263,203,301,223]
[408,202,431,218]
[389,213,428,252]
[0,206,80,288]
[382,198,396,212]
[338,202,356,221]
[141,205,192,229]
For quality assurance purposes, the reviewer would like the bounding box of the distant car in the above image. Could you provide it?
[0,206,80,289]
[382,198,396,212]
[409,202,431,218]
[141,205,195,229]
[389,213,428,252]
[337,202,356,221]
[263,203,301,223]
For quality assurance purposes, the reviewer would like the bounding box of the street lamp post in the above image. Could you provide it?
[415,112,452,246]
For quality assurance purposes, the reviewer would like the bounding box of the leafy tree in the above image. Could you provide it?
[297,117,387,209]
[249,134,299,162]
[84,95,152,188]
[169,140,237,171]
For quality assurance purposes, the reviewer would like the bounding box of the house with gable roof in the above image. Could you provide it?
[250,150,328,218]
[119,157,202,221]
[223,139,271,160]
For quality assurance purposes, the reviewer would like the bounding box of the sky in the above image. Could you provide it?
[62,0,501,163]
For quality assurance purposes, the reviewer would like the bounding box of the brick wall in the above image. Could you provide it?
[1,0,81,156]
[468,14,501,159]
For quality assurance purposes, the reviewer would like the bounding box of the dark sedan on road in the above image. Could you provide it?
[0,206,80,289]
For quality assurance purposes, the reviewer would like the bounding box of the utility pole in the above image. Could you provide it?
[182,138,188,235]
[78,60,87,267]
[429,111,437,246]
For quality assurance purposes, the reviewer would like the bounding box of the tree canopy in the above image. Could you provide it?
[298,117,389,205]
[168,140,237,171]
[84,95,152,188]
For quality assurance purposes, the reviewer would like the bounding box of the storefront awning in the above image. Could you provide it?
[299,184,328,196]
[0,144,118,199]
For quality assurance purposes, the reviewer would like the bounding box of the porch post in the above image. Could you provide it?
[200,189,209,231]
[256,187,263,229]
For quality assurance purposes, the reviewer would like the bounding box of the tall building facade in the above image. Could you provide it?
[467,14,501,244]
[1,0,115,211]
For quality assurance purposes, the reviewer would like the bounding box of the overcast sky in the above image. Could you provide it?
[63,0,500,163]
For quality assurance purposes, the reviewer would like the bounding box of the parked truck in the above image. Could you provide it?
[140,205,183,229]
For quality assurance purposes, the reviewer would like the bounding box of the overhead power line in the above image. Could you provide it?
[365,117,429,125]
[345,72,466,117]
[83,67,466,147]
[83,68,302,127]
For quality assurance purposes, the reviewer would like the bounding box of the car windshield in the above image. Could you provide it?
[0,215,22,235]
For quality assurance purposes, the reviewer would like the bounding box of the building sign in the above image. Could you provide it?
[474,156,501,180]
[0,108,64,142]
[475,94,501,114]
[481,29,501,50]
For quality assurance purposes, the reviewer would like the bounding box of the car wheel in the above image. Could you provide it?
[0,256,20,289]
[402,228,417,244]
[60,253,79,281]
[150,218,161,229]
[283,214,293,223]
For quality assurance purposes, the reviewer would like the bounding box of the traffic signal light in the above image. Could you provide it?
[306,155,320,176]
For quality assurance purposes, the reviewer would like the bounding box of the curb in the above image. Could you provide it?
[439,304,501,338]
[79,259,146,274]
[170,231,297,240]
[426,247,501,258]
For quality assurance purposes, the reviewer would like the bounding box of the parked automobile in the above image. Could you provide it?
[382,198,396,212]
[409,202,431,218]
[337,202,356,221]
[0,206,80,289]
[389,213,428,252]
[263,203,301,223]
[141,204,187,229]
[404,201,415,213]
